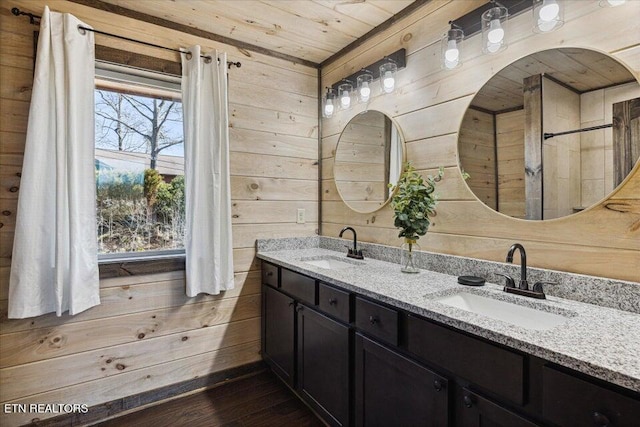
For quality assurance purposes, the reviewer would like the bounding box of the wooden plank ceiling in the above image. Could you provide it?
[471,48,636,113]
[98,0,417,64]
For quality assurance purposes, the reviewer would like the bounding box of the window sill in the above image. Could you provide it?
[99,251,185,279]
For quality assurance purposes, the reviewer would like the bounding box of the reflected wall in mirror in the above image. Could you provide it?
[334,110,404,213]
[459,48,640,220]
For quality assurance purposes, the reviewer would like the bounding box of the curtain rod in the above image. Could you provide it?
[11,7,241,69]
[543,123,613,140]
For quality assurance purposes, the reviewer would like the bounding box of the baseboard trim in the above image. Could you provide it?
[27,361,267,427]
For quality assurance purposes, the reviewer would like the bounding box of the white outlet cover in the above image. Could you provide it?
[297,208,305,224]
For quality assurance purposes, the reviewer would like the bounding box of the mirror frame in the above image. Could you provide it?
[334,110,407,214]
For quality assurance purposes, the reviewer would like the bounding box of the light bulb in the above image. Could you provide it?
[445,39,459,62]
[539,0,559,21]
[340,91,351,109]
[487,19,504,44]
[360,81,371,101]
[324,103,334,117]
[382,71,395,93]
[606,0,625,5]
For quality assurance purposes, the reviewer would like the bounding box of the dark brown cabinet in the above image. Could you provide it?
[354,333,449,427]
[542,366,640,427]
[262,284,295,386]
[456,387,538,427]
[261,261,640,427]
[297,305,350,427]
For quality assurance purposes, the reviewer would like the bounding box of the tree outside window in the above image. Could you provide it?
[95,82,185,255]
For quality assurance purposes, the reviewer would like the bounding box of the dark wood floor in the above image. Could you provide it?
[93,371,324,427]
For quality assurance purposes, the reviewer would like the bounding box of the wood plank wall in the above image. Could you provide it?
[320,0,640,282]
[459,108,496,209]
[0,1,318,425]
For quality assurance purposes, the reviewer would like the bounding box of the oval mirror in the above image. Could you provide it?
[458,48,639,220]
[334,110,405,213]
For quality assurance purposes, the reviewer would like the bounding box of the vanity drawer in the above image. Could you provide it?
[406,314,525,405]
[262,262,279,288]
[355,297,398,346]
[281,268,316,305]
[543,366,640,427]
[318,283,351,323]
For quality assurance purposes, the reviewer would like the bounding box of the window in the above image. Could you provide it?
[94,64,185,258]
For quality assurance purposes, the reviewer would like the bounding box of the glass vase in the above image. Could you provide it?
[401,238,421,273]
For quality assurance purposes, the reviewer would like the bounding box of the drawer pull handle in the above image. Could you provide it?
[433,379,443,392]
[296,306,304,312]
[329,298,338,305]
[288,302,294,307]
[592,412,610,427]
[463,394,474,408]
[266,271,273,277]
[369,315,379,325]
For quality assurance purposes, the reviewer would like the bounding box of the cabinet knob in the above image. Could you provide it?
[369,315,379,325]
[433,379,443,392]
[463,394,474,408]
[329,298,337,305]
[592,412,610,427]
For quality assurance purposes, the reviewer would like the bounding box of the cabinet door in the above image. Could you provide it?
[297,305,350,427]
[263,285,295,387]
[354,334,449,427]
[456,388,539,427]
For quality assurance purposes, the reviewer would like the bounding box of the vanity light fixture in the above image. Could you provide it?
[356,71,374,103]
[379,59,398,94]
[322,87,337,118]
[338,81,354,110]
[533,0,564,33]
[599,0,626,6]
[323,49,406,119]
[482,1,508,54]
[442,22,464,70]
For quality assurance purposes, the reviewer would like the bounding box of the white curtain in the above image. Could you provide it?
[181,46,234,296]
[9,7,99,318]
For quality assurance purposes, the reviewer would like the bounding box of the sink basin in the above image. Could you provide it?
[301,255,363,270]
[434,292,569,331]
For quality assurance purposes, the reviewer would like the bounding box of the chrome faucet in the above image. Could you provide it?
[506,243,528,290]
[339,226,364,260]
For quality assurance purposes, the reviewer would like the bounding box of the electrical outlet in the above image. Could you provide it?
[296,208,306,224]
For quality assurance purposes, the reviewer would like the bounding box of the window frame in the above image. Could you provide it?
[95,61,186,265]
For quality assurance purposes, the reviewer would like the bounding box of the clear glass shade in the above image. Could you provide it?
[322,88,337,118]
[482,6,508,54]
[533,0,564,33]
[338,82,354,110]
[441,28,464,70]
[379,62,397,94]
[356,72,374,103]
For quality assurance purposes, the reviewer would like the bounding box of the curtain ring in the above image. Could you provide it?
[77,25,86,35]
[184,51,192,60]
[204,55,213,64]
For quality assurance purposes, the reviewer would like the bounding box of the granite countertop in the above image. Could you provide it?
[257,246,640,393]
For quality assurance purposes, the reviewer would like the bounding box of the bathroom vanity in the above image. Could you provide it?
[257,240,640,427]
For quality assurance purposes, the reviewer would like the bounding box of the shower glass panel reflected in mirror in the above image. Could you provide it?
[334,110,404,213]
[459,48,640,220]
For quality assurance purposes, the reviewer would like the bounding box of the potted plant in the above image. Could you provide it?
[389,163,443,273]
